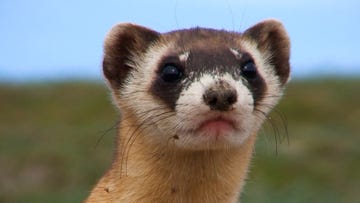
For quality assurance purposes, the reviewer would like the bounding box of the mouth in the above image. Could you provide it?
[196,116,237,137]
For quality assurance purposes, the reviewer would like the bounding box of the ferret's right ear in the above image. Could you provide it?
[103,23,160,89]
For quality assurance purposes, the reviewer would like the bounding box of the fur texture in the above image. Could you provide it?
[86,19,290,203]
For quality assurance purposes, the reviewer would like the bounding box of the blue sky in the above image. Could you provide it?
[0,0,359,81]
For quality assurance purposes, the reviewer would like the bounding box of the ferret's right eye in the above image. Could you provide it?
[160,64,183,83]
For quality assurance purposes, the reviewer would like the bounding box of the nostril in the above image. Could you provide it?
[226,91,237,105]
[203,91,218,107]
[208,97,218,107]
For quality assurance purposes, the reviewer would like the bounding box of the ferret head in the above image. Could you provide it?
[103,19,290,150]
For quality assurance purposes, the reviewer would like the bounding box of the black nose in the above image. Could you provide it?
[203,87,237,111]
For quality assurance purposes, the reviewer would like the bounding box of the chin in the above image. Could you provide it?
[170,125,252,151]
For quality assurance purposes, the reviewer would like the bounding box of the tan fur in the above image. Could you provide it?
[86,112,257,203]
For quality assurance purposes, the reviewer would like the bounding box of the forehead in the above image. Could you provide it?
[159,28,252,78]
[162,27,242,51]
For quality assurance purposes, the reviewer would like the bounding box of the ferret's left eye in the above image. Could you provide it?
[160,64,183,83]
[241,61,257,79]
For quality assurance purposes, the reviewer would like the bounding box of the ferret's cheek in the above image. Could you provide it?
[175,80,210,127]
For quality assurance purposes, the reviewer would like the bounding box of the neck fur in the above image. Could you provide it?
[86,115,257,203]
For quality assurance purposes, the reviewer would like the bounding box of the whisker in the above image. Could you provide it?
[253,107,288,155]
[120,110,176,176]
[94,120,119,150]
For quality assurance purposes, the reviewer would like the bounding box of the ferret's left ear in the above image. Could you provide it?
[243,19,290,85]
[103,23,160,90]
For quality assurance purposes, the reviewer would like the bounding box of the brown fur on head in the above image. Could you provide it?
[103,19,290,91]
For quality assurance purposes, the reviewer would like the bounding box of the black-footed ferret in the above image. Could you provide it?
[86,19,290,203]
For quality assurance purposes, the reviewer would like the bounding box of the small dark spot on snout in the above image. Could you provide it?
[171,187,178,194]
[173,135,179,140]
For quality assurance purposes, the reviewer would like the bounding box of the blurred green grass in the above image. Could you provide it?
[0,79,359,203]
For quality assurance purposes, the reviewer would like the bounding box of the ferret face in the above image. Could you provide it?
[103,20,290,150]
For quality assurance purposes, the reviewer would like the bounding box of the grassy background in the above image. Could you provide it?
[0,79,359,202]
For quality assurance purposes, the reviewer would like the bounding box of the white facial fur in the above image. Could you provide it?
[172,73,256,149]
[240,39,285,114]
[115,40,285,151]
